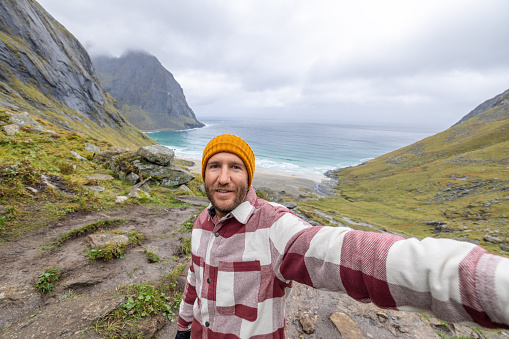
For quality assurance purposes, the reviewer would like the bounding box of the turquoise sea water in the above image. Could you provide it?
[147,118,439,177]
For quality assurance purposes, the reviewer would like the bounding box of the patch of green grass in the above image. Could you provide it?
[93,262,186,338]
[144,248,160,263]
[85,230,144,261]
[180,216,196,232]
[36,267,61,294]
[42,218,126,251]
[180,237,191,256]
[0,114,202,241]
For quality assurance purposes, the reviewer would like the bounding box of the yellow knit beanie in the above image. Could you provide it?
[202,134,255,187]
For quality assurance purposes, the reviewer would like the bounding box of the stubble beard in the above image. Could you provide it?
[205,183,248,217]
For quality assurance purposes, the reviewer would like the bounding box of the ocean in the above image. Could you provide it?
[147,118,439,178]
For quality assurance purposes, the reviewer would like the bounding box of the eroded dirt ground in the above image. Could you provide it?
[1,202,508,338]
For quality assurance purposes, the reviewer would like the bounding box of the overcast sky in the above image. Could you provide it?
[37,0,509,131]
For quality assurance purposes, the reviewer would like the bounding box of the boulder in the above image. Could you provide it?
[93,148,130,164]
[137,145,174,166]
[135,163,194,186]
[7,112,55,134]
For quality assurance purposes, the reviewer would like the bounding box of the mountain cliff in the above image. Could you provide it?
[453,88,509,126]
[93,51,204,131]
[0,0,154,147]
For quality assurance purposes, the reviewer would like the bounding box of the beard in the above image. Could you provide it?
[205,182,249,217]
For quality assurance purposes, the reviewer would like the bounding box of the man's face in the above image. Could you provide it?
[204,152,249,219]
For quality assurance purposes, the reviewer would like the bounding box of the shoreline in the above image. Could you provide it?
[178,157,327,199]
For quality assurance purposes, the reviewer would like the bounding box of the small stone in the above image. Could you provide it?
[483,235,503,244]
[500,243,509,252]
[26,187,39,193]
[330,312,365,339]
[115,196,128,204]
[376,311,388,323]
[282,202,298,209]
[71,151,87,161]
[299,314,316,334]
[84,185,105,193]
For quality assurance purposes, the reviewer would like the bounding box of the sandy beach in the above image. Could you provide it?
[179,157,326,200]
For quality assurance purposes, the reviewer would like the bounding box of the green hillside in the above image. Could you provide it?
[302,98,509,256]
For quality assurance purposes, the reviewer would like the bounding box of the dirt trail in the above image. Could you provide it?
[1,202,508,338]
[0,204,203,338]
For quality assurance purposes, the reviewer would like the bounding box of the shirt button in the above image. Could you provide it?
[215,232,219,237]
[205,321,210,327]
[207,278,211,284]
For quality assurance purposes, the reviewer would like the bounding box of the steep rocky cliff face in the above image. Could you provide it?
[454,88,509,126]
[0,0,154,147]
[93,51,204,131]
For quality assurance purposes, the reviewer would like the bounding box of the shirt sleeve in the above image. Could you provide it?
[269,212,509,329]
[176,260,197,331]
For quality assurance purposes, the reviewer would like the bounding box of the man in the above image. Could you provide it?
[176,134,509,338]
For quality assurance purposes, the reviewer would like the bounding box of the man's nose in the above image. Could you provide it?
[218,166,230,184]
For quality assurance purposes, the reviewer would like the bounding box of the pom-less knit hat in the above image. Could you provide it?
[202,134,255,187]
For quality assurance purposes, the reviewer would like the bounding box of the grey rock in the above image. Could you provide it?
[84,185,105,193]
[7,112,55,134]
[126,172,140,184]
[137,145,175,166]
[2,124,20,136]
[85,233,129,248]
[84,143,101,153]
[93,148,129,164]
[159,167,195,187]
[256,187,283,203]
[484,235,503,244]
[70,151,87,161]
[115,196,128,203]
[135,163,194,186]
[500,243,509,252]
[282,202,298,209]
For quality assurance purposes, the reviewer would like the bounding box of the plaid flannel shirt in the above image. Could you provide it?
[177,188,509,338]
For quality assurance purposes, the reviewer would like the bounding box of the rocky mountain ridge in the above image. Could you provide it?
[0,0,154,147]
[93,51,204,131]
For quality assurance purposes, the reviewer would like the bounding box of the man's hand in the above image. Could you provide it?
[175,330,191,339]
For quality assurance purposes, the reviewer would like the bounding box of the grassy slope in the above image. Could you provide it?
[302,105,509,256]
[0,107,204,241]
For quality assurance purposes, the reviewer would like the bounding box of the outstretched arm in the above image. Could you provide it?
[270,213,509,328]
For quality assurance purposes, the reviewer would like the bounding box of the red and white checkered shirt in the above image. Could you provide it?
[177,188,509,338]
